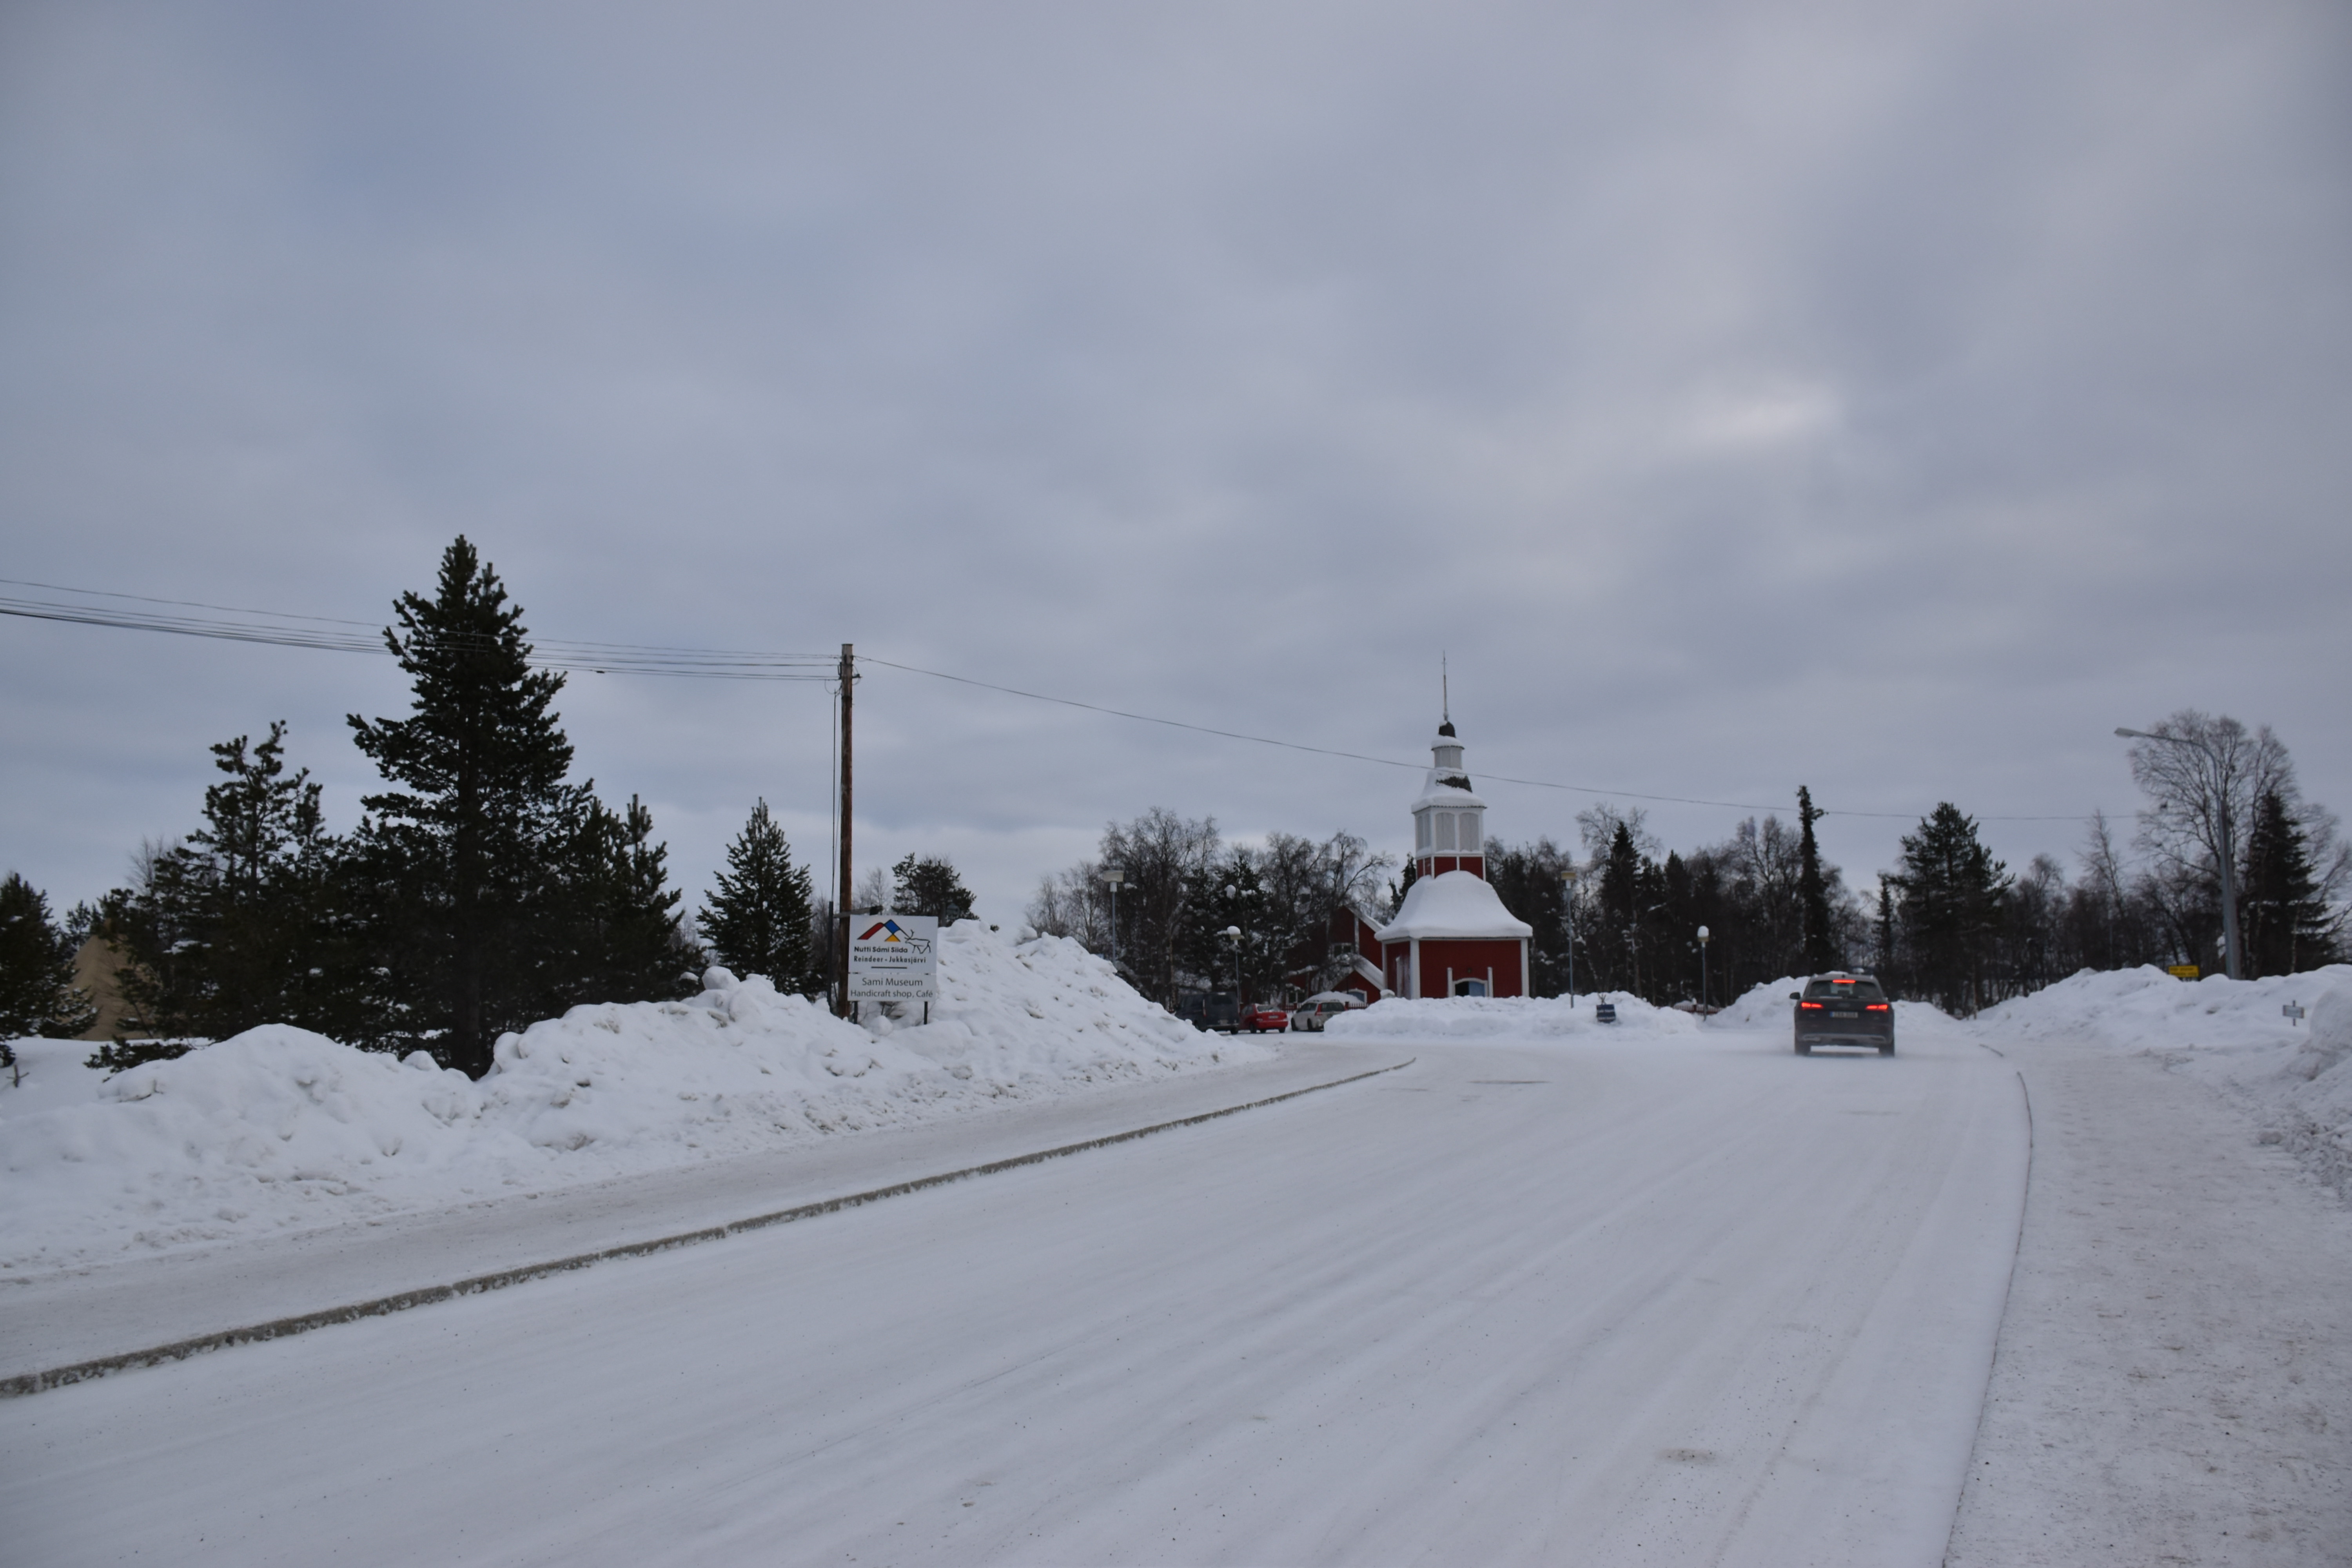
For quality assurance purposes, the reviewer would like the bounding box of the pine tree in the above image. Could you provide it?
[0,874,98,1076]
[348,538,579,1075]
[1889,804,2011,1015]
[698,799,816,993]
[1183,850,1288,1000]
[1484,838,1575,997]
[1797,786,1837,974]
[110,724,344,1045]
[561,791,696,1005]
[2241,789,2336,975]
[1593,820,1643,993]
[891,853,976,926]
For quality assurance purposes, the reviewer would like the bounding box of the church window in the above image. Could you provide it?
[1434,812,1455,851]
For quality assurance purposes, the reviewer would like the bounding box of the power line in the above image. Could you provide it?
[0,582,835,680]
[4,575,2085,822]
[862,657,2085,823]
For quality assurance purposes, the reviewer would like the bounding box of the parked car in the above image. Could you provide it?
[1236,1002,1290,1034]
[1288,993,1365,1032]
[1790,973,1895,1055]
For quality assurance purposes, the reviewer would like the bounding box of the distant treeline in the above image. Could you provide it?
[1031,714,2345,1019]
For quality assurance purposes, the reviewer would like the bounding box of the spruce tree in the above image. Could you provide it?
[1889,804,2011,1014]
[104,725,345,1047]
[143,725,339,1040]
[562,791,696,1005]
[1797,786,1837,974]
[348,538,577,1075]
[698,799,816,993]
[0,875,98,1074]
[1594,820,1643,993]
[2241,789,2335,975]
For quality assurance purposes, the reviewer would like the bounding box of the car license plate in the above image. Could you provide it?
[1833,1010,1858,1018]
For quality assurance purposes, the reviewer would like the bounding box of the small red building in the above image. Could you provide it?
[1374,720,1531,997]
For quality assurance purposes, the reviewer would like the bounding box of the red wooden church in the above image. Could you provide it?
[1372,719,1532,997]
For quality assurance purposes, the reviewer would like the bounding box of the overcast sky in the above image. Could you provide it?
[4,0,2347,928]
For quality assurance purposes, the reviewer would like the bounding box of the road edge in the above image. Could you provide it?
[2,1054,1415,1400]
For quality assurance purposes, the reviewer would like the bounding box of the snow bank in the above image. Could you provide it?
[1326,991,1699,1043]
[1977,963,2352,1196]
[0,923,1266,1274]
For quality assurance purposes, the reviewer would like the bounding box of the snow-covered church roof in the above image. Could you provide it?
[1376,870,1533,943]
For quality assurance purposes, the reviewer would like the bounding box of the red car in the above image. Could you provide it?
[1236,1003,1290,1034]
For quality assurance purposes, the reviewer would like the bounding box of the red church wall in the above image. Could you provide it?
[1381,938,1527,998]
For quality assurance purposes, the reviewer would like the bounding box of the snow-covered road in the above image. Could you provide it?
[2,1020,2027,1565]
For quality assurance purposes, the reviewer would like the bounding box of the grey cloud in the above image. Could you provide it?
[2,0,2347,924]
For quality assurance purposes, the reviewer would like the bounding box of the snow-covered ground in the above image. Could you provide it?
[1974,963,2352,1196]
[1,1007,2028,1566]
[4,963,2347,1564]
[0,923,1267,1275]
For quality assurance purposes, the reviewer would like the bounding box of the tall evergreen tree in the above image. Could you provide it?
[1183,849,1287,1000]
[1889,803,2011,1015]
[348,538,580,1075]
[0,874,97,1075]
[698,799,816,993]
[2241,789,2336,975]
[1485,838,1575,997]
[1797,786,1837,974]
[1593,820,1644,993]
[561,790,696,1005]
[109,724,345,1044]
[891,853,976,925]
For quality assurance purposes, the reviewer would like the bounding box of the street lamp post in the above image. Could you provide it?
[1560,867,1579,1005]
[1697,925,1711,1019]
[1223,925,1243,1020]
[1102,868,1125,970]
[2116,727,2241,980]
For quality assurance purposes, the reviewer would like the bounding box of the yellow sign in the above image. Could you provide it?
[2167,964,2201,980]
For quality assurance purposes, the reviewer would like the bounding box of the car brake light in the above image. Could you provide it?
[1798,1001,1824,1010]
[1866,1003,1890,1011]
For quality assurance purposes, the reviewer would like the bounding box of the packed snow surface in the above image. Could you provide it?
[1,1015,2030,1566]
[1975,961,2352,1196]
[0,923,1266,1273]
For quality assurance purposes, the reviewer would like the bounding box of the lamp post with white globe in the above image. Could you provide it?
[1102,868,1124,971]
[1697,925,1711,1020]
[1560,867,1580,1005]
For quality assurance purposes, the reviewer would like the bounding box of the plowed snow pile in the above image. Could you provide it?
[0,923,1265,1274]
[1976,962,2352,1196]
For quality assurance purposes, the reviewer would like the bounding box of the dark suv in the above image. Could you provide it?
[1790,973,1895,1055]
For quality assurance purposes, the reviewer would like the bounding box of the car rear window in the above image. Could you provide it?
[1804,978,1886,1001]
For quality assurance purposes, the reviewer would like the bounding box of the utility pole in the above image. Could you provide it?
[837,643,855,1017]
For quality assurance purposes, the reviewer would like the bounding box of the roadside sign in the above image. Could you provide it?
[2284,1001,2306,1027]
[2167,964,2200,980]
[848,912,938,1002]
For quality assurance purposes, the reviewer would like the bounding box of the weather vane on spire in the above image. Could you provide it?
[1442,651,1449,724]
